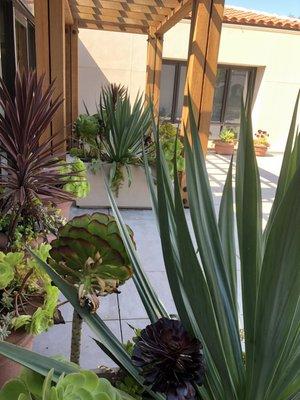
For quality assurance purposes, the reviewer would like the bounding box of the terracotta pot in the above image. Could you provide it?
[215,141,235,155]
[56,201,73,220]
[0,330,34,388]
[254,145,268,157]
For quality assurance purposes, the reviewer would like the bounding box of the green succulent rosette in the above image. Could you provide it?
[0,370,135,400]
[49,213,133,311]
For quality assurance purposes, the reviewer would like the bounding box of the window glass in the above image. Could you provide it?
[224,69,248,124]
[15,19,28,71]
[159,63,176,119]
[211,68,226,122]
[175,65,187,120]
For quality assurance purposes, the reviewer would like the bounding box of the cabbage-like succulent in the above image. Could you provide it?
[0,369,134,400]
[50,213,133,312]
[59,158,90,199]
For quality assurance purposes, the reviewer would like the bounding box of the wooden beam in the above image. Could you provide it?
[65,24,79,141]
[180,0,224,204]
[78,19,148,34]
[155,0,192,35]
[34,0,66,149]
[145,34,163,116]
[181,0,224,150]
[65,0,74,25]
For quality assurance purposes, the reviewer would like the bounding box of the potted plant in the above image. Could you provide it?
[56,158,90,220]
[214,128,236,155]
[75,84,153,208]
[0,244,60,386]
[254,130,270,156]
[158,122,185,178]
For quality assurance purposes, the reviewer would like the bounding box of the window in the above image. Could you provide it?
[210,66,256,137]
[159,60,256,136]
[159,60,187,122]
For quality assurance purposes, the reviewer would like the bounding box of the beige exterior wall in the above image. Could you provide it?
[78,20,300,151]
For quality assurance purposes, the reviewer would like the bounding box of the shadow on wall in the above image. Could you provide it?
[78,38,109,114]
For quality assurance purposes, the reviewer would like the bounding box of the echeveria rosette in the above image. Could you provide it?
[132,318,205,400]
[0,370,135,400]
[50,213,133,312]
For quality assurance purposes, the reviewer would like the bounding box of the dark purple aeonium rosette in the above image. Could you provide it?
[131,317,205,400]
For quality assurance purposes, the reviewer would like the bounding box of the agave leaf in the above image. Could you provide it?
[0,342,77,382]
[249,167,300,400]
[105,178,169,323]
[265,90,300,238]
[27,250,161,400]
[235,101,262,379]
[218,157,237,306]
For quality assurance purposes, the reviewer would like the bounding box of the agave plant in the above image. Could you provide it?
[0,368,134,400]
[98,89,152,194]
[49,212,133,364]
[0,92,299,400]
[0,70,74,246]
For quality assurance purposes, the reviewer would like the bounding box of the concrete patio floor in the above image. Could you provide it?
[33,152,283,369]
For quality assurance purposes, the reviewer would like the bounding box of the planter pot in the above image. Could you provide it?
[214,141,235,155]
[254,145,268,157]
[0,330,34,388]
[76,164,153,209]
[56,201,73,220]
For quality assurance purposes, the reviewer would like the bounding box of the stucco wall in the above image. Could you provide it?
[78,21,300,151]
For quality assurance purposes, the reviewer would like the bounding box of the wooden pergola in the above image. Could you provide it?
[34,0,224,154]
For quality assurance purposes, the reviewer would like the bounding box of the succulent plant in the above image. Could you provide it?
[132,318,205,400]
[0,369,134,400]
[75,114,100,140]
[50,212,133,312]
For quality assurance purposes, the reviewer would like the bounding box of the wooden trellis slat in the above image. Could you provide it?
[75,0,180,8]
[77,13,160,27]
[78,19,149,34]
[72,6,167,22]
[72,1,172,16]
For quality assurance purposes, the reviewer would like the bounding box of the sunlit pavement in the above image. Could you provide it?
[33,152,283,369]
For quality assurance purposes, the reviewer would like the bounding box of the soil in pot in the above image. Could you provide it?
[215,141,235,155]
[0,330,34,388]
[255,145,268,157]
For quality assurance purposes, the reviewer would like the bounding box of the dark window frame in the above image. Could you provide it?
[162,59,187,123]
[211,64,257,130]
[160,60,256,127]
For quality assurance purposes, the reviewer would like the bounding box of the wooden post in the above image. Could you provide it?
[34,0,66,149]
[145,34,163,116]
[65,24,79,143]
[181,0,224,150]
[181,0,224,204]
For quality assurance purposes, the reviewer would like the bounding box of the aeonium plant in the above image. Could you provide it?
[0,244,59,341]
[49,212,134,364]
[0,69,75,249]
[0,368,134,400]
[59,158,90,199]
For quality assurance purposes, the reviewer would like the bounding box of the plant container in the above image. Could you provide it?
[254,144,268,157]
[0,330,34,387]
[214,141,235,155]
[76,164,153,209]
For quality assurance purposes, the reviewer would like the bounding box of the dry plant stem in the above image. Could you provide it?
[70,309,83,365]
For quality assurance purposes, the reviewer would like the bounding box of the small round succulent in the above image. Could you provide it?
[132,317,205,400]
[50,213,133,312]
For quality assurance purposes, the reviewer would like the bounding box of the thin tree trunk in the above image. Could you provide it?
[70,309,83,364]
